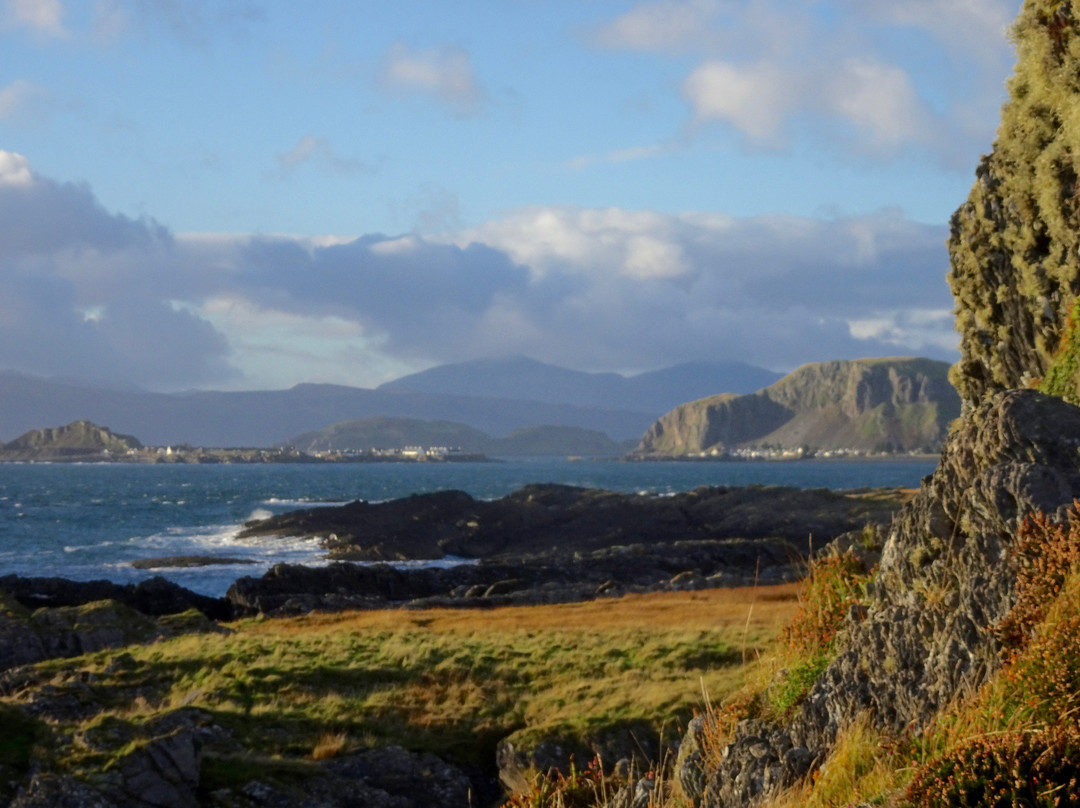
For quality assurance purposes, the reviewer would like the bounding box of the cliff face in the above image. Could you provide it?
[635,357,958,455]
[948,0,1080,406]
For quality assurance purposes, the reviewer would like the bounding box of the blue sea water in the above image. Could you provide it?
[0,458,936,597]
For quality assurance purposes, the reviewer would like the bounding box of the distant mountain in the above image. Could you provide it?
[287,417,633,457]
[0,371,655,446]
[378,356,783,414]
[1,420,142,460]
[633,357,961,456]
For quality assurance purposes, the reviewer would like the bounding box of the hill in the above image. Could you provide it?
[0,371,655,446]
[377,355,783,413]
[634,356,960,456]
[0,420,142,460]
[287,416,633,456]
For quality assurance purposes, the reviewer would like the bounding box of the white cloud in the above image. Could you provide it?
[2,0,67,36]
[682,60,795,143]
[378,42,487,118]
[0,150,33,187]
[849,308,957,353]
[826,58,933,154]
[681,52,936,154]
[92,0,127,44]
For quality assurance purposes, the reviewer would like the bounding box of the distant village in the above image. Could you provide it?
[104,444,490,464]
[635,445,937,462]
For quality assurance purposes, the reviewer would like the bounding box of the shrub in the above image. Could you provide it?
[906,723,1080,808]
[997,503,1080,654]
[502,756,629,808]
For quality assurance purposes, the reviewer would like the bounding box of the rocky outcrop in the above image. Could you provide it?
[690,389,1080,806]
[6,708,477,808]
[227,483,907,616]
[0,575,230,621]
[0,590,228,674]
[635,357,959,456]
[239,482,905,562]
[226,537,802,617]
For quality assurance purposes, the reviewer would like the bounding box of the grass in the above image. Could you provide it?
[505,503,1080,808]
[0,584,799,796]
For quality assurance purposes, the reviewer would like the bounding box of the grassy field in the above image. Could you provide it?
[1,584,801,800]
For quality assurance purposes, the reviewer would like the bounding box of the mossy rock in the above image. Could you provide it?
[948,0,1080,405]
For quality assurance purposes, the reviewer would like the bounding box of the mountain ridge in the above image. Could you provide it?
[0,369,656,445]
[377,355,783,413]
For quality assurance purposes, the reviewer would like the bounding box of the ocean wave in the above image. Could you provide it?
[262,497,352,507]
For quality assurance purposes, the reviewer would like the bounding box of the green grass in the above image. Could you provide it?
[0,586,798,792]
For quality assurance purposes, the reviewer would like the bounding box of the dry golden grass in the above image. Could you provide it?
[241,583,801,637]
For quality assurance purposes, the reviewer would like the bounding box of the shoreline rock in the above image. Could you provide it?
[239,482,907,562]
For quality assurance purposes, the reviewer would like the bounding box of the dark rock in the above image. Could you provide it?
[497,721,660,799]
[10,774,124,808]
[225,537,803,617]
[28,600,159,659]
[0,596,229,675]
[322,745,474,807]
[109,727,201,808]
[0,575,230,621]
[130,557,256,570]
[198,746,477,808]
[239,482,904,563]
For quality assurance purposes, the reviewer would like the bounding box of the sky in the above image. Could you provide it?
[0,0,1021,392]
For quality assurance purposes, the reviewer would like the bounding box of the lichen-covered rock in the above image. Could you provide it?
[697,389,1080,807]
[948,0,1080,407]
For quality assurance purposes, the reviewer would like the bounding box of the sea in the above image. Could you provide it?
[0,458,937,598]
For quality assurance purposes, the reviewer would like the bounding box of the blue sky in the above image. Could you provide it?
[0,0,1020,391]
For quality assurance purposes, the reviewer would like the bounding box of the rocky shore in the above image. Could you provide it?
[225,482,904,614]
[0,482,907,650]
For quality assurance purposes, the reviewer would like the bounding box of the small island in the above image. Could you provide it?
[0,420,490,464]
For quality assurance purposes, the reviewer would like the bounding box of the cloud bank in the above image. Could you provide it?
[0,150,956,390]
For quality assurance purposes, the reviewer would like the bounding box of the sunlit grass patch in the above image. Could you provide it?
[0,585,799,783]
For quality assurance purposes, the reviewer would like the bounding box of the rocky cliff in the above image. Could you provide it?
[635,357,958,456]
